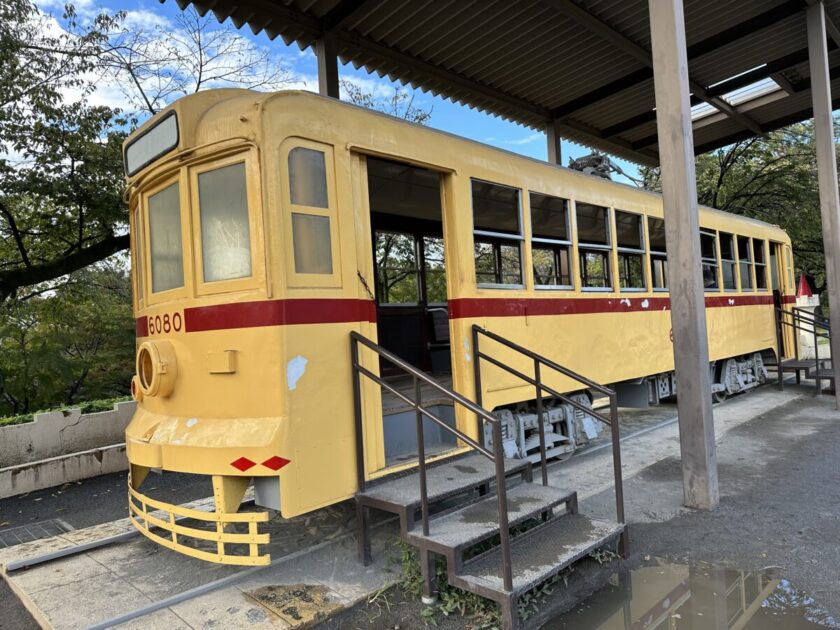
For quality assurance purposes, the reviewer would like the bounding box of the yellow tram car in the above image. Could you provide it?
[124,89,796,565]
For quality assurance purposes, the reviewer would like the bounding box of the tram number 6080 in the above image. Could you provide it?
[148,312,183,335]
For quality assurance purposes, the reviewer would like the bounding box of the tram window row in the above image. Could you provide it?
[470,179,770,294]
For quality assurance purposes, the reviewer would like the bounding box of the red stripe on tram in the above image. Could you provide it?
[135,293,792,335]
[182,298,377,333]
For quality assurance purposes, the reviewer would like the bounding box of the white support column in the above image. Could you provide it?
[649,0,719,509]
[546,120,562,164]
[316,32,340,98]
[807,2,840,409]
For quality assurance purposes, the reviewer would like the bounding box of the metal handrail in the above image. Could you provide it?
[791,306,830,331]
[471,325,626,556]
[350,331,516,591]
[775,307,831,392]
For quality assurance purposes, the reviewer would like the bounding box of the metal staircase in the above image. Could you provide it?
[351,328,626,630]
[774,306,833,392]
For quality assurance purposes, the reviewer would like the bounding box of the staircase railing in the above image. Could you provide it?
[471,325,626,555]
[350,331,517,591]
[775,306,831,391]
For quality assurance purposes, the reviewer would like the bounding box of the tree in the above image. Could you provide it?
[0,262,135,415]
[341,79,433,125]
[0,2,294,301]
[641,122,827,290]
[88,7,294,116]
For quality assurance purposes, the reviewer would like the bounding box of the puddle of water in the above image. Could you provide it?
[544,559,838,629]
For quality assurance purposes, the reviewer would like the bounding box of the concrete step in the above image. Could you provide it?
[807,369,836,383]
[357,453,530,532]
[779,359,818,371]
[405,482,576,556]
[450,513,624,598]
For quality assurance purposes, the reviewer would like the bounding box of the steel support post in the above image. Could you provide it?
[648,0,719,509]
[546,119,562,165]
[316,32,340,98]
[807,2,840,409]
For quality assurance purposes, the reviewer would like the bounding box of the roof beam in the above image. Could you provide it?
[336,31,551,125]
[542,0,765,135]
[547,1,801,123]
[321,0,371,32]
[632,61,840,153]
[554,119,660,166]
[602,40,837,139]
[692,94,840,155]
[804,0,840,48]
[178,0,550,130]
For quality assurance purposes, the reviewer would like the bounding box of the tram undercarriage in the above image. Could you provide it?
[484,351,769,464]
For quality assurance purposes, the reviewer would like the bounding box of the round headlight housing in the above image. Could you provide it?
[136,340,178,398]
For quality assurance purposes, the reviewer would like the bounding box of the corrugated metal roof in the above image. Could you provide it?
[171,0,840,166]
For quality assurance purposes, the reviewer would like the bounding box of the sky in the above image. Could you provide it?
[34,0,643,185]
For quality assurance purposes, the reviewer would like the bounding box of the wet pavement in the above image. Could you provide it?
[546,558,837,629]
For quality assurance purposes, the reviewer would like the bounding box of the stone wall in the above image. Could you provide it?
[0,401,136,468]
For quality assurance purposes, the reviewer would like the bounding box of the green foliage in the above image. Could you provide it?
[0,396,131,427]
[641,123,829,289]
[397,540,500,628]
[0,1,129,301]
[395,519,579,629]
[0,264,135,416]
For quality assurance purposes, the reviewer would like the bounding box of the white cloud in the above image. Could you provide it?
[122,9,171,31]
[503,132,544,146]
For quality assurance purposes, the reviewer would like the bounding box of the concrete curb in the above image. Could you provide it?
[0,444,127,500]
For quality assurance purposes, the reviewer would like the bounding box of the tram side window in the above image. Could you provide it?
[472,180,523,286]
[530,192,571,288]
[198,162,252,282]
[289,147,333,275]
[648,217,667,290]
[719,232,737,290]
[754,239,768,290]
[701,231,719,290]
[375,231,418,304]
[615,210,645,290]
[423,236,447,303]
[576,202,611,289]
[133,207,144,305]
[148,182,184,293]
[738,235,753,291]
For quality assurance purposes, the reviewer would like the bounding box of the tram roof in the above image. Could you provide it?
[169,0,840,167]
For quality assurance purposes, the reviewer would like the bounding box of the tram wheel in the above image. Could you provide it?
[712,390,728,404]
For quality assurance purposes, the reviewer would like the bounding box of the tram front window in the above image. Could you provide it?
[147,182,184,293]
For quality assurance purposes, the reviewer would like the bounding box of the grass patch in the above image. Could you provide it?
[396,527,590,628]
[0,396,131,428]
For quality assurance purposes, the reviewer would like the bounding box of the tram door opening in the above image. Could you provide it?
[365,157,457,464]
[771,241,793,357]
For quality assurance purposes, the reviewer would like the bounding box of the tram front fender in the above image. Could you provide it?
[126,405,289,477]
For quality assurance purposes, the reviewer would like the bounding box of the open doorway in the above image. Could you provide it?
[366,156,456,465]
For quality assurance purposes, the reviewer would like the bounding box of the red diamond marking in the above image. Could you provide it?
[231,457,256,472]
[262,456,290,471]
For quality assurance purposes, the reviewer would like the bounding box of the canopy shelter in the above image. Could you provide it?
[171,0,840,167]
[168,0,840,511]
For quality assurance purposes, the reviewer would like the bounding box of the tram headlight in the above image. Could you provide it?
[136,340,178,398]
